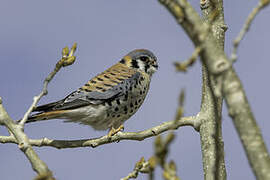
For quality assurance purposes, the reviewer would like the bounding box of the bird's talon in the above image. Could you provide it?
[108,125,124,137]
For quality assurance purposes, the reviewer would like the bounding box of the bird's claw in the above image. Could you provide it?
[108,125,124,137]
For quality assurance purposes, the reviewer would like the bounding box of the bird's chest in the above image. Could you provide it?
[105,74,150,128]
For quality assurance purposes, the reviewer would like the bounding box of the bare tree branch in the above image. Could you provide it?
[159,0,270,179]
[121,157,155,180]
[231,0,270,62]
[0,116,196,149]
[200,0,227,180]
[0,43,78,179]
[19,43,77,126]
[159,0,227,179]
[0,97,54,179]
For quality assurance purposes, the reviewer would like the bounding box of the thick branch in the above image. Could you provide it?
[159,0,270,179]
[0,97,53,178]
[0,116,196,149]
[200,0,227,180]
[159,0,227,179]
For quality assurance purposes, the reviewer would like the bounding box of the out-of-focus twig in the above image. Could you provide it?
[19,43,77,126]
[175,89,185,122]
[231,0,270,62]
[121,133,181,180]
[120,157,156,180]
[174,47,201,72]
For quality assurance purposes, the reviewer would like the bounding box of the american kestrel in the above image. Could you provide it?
[25,49,158,136]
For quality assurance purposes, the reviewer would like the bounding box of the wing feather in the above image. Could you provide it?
[33,70,141,112]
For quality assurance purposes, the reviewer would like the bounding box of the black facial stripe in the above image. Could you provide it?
[145,64,150,72]
[131,59,139,68]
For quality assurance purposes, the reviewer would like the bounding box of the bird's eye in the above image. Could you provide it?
[140,56,148,62]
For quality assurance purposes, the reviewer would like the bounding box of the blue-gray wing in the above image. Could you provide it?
[33,72,141,112]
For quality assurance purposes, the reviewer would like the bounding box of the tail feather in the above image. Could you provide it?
[18,110,68,124]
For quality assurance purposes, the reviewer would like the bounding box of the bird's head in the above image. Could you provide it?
[120,49,158,76]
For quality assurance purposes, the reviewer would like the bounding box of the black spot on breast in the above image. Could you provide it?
[117,114,121,118]
[138,99,142,103]
[91,80,97,84]
[110,72,116,76]
[114,107,119,112]
[116,99,121,105]
[140,77,144,81]
[124,93,128,100]
[135,101,138,106]
[129,86,132,91]
[124,106,128,114]
[130,103,134,108]
[84,83,90,86]
[139,91,143,95]
[112,114,116,118]
[130,109,134,113]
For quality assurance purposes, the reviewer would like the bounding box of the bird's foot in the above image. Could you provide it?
[108,125,124,137]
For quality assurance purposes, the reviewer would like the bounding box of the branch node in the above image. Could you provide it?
[18,142,29,151]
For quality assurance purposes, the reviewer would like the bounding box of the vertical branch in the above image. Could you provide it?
[159,0,227,179]
[199,0,227,180]
[159,0,270,179]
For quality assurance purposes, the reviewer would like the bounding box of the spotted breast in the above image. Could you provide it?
[25,49,158,135]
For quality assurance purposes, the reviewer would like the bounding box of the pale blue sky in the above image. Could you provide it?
[0,1,269,179]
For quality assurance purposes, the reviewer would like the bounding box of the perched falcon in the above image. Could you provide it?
[25,49,158,136]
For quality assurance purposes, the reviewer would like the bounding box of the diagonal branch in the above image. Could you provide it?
[0,43,78,179]
[0,116,196,149]
[0,97,54,179]
[19,43,77,126]
[231,0,270,62]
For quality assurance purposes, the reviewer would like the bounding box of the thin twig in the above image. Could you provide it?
[19,43,77,126]
[121,157,155,180]
[0,116,197,149]
[174,47,201,72]
[231,0,270,62]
